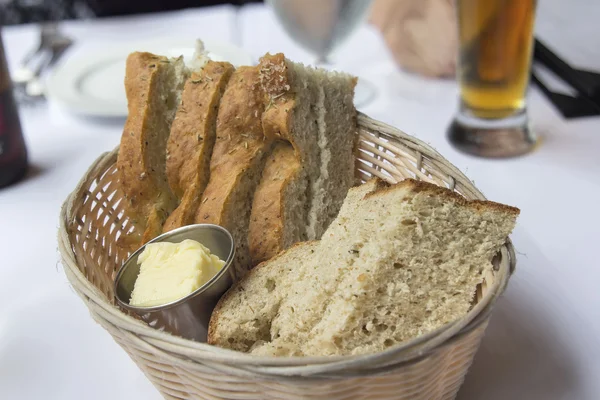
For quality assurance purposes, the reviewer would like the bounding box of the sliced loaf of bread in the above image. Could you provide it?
[163,61,235,232]
[117,52,189,247]
[208,178,519,356]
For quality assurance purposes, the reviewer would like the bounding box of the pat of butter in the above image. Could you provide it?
[129,239,225,307]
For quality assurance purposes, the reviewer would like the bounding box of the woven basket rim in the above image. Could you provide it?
[58,113,515,377]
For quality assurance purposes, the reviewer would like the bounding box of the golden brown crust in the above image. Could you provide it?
[117,52,179,247]
[166,61,234,199]
[248,54,304,266]
[194,66,267,225]
[259,54,297,146]
[162,189,197,233]
[365,178,521,215]
[141,206,167,244]
[117,52,164,219]
[163,61,235,232]
[249,142,300,265]
[193,66,270,278]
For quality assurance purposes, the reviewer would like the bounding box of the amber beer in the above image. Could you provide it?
[457,0,536,119]
[0,29,28,188]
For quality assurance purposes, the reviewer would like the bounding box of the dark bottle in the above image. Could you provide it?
[0,29,27,188]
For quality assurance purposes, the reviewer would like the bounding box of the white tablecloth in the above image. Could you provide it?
[1,2,599,399]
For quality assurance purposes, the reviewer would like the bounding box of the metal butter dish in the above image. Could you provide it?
[114,224,235,342]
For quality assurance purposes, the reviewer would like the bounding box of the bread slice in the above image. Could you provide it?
[306,69,357,240]
[208,179,519,356]
[248,54,357,265]
[248,142,300,264]
[117,52,189,247]
[163,61,235,232]
[248,54,319,265]
[194,66,270,279]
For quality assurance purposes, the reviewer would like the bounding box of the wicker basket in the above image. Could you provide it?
[58,113,515,400]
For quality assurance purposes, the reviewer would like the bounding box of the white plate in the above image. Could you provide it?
[46,38,253,118]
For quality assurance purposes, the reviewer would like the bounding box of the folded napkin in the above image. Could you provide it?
[533,39,600,119]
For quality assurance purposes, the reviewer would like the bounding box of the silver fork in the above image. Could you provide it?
[13,23,73,104]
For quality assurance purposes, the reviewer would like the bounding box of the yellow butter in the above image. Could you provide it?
[129,239,225,307]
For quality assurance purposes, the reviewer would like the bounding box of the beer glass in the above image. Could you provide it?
[447,0,537,158]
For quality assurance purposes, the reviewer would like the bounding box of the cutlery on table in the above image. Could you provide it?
[12,23,73,104]
[532,38,600,119]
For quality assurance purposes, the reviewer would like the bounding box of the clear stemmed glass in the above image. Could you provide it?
[266,0,376,107]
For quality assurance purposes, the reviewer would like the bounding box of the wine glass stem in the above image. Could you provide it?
[315,54,332,68]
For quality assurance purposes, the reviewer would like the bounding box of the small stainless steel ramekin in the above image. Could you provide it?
[114,224,235,342]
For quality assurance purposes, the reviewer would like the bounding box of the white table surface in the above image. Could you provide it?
[1,2,599,399]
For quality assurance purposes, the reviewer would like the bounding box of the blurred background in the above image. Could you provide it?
[1,1,600,400]
[0,0,262,23]
[0,0,460,78]
[0,0,474,116]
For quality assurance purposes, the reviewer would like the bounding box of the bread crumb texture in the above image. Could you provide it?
[208,178,518,356]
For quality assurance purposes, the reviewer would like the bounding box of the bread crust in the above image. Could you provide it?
[194,66,266,223]
[249,53,357,266]
[117,52,182,246]
[194,66,270,277]
[259,54,297,145]
[365,178,520,216]
[163,61,235,232]
[248,54,303,265]
[248,142,300,264]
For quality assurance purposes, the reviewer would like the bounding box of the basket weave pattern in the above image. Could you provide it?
[58,114,513,400]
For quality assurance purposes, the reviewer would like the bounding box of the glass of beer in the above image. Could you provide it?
[447,0,538,158]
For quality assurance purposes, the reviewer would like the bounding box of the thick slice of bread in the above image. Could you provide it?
[248,54,357,265]
[248,142,300,264]
[194,66,269,278]
[306,69,357,240]
[208,179,519,356]
[248,54,319,265]
[117,52,189,247]
[163,61,235,232]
